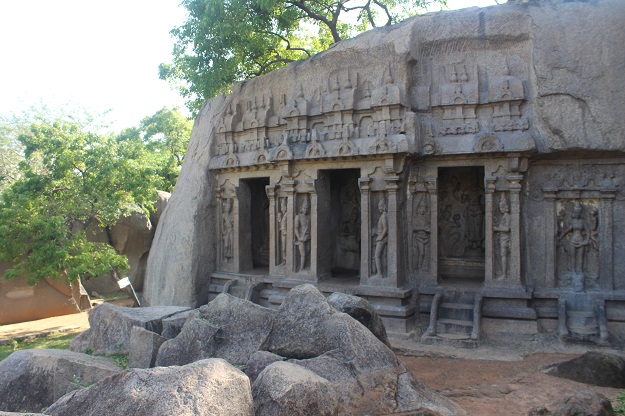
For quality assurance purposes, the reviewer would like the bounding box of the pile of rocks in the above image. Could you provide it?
[0,284,463,415]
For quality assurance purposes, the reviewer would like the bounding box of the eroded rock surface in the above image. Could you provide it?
[543,352,625,388]
[44,359,253,416]
[0,349,121,413]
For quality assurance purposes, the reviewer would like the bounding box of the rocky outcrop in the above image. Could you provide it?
[155,293,275,367]
[252,361,339,416]
[0,349,121,413]
[44,359,253,416]
[262,285,463,415]
[543,352,625,388]
[245,351,285,383]
[69,303,190,354]
[327,291,389,347]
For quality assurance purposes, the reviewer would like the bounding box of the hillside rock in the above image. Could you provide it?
[543,352,625,388]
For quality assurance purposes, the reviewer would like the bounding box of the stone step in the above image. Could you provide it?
[439,302,473,321]
[421,335,479,349]
[440,302,473,310]
[568,310,594,318]
[568,325,599,336]
[436,318,473,336]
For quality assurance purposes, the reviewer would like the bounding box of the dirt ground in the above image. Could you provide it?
[1,311,622,414]
[399,352,621,415]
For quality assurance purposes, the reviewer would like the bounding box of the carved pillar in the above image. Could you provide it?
[599,190,615,290]
[283,180,296,275]
[359,177,372,282]
[385,176,400,287]
[424,177,438,287]
[508,175,523,287]
[484,177,496,283]
[543,189,557,288]
[312,177,330,280]
[266,184,278,275]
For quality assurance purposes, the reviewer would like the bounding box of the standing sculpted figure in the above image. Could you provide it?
[294,198,311,272]
[413,194,430,270]
[493,194,511,278]
[559,201,589,274]
[278,197,288,265]
[372,198,388,277]
[222,198,234,262]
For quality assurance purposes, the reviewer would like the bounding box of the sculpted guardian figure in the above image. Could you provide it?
[493,194,511,278]
[278,197,288,265]
[222,198,234,262]
[294,197,311,272]
[372,198,388,277]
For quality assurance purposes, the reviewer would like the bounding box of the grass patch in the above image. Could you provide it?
[0,330,81,362]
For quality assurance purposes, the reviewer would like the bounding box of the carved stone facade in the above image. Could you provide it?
[144,0,625,348]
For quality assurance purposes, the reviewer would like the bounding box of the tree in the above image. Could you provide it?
[117,107,192,192]
[160,0,446,113]
[0,115,160,285]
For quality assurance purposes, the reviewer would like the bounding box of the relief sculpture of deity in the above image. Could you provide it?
[278,197,288,265]
[222,198,234,262]
[493,194,511,278]
[558,201,590,275]
[413,194,430,270]
[372,198,388,277]
[294,197,311,272]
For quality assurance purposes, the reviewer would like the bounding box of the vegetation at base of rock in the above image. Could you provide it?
[0,330,81,362]
[0,107,191,285]
[107,352,129,369]
[615,391,625,414]
[159,0,447,113]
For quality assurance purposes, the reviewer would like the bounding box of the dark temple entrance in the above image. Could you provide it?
[437,166,485,285]
[241,177,270,270]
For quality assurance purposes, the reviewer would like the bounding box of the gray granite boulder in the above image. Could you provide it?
[543,352,625,388]
[551,390,614,416]
[155,293,275,367]
[129,326,166,368]
[69,303,190,354]
[245,350,285,383]
[0,349,121,413]
[262,284,464,415]
[160,309,194,339]
[252,361,338,416]
[327,291,390,347]
[44,358,253,416]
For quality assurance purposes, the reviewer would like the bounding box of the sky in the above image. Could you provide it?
[0,0,500,132]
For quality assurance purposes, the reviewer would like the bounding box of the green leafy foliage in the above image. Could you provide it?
[0,114,161,285]
[160,0,446,113]
[615,390,625,414]
[0,331,81,362]
[117,107,192,192]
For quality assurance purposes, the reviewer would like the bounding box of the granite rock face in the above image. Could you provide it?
[0,349,121,413]
[44,359,254,416]
[327,291,390,347]
[69,303,190,354]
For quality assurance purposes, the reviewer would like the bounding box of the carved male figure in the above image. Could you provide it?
[278,197,288,265]
[222,198,234,262]
[413,194,430,270]
[373,198,388,277]
[294,198,311,272]
[493,194,511,278]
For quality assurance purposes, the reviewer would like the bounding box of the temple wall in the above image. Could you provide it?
[144,0,625,345]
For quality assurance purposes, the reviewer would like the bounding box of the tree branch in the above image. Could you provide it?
[372,0,393,26]
[287,0,343,43]
[260,30,313,57]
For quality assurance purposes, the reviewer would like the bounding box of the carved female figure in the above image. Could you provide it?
[222,198,234,262]
[372,198,388,277]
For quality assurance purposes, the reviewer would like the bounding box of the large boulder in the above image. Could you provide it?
[245,351,285,383]
[160,309,194,339]
[261,284,464,415]
[129,327,166,368]
[327,291,390,347]
[252,361,339,416]
[44,358,253,416]
[0,349,121,413]
[543,352,625,388]
[551,390,615,416]
[155,293,275,366]
[69,303,190,354]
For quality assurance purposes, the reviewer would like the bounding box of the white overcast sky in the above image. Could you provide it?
[0,0,499,132]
